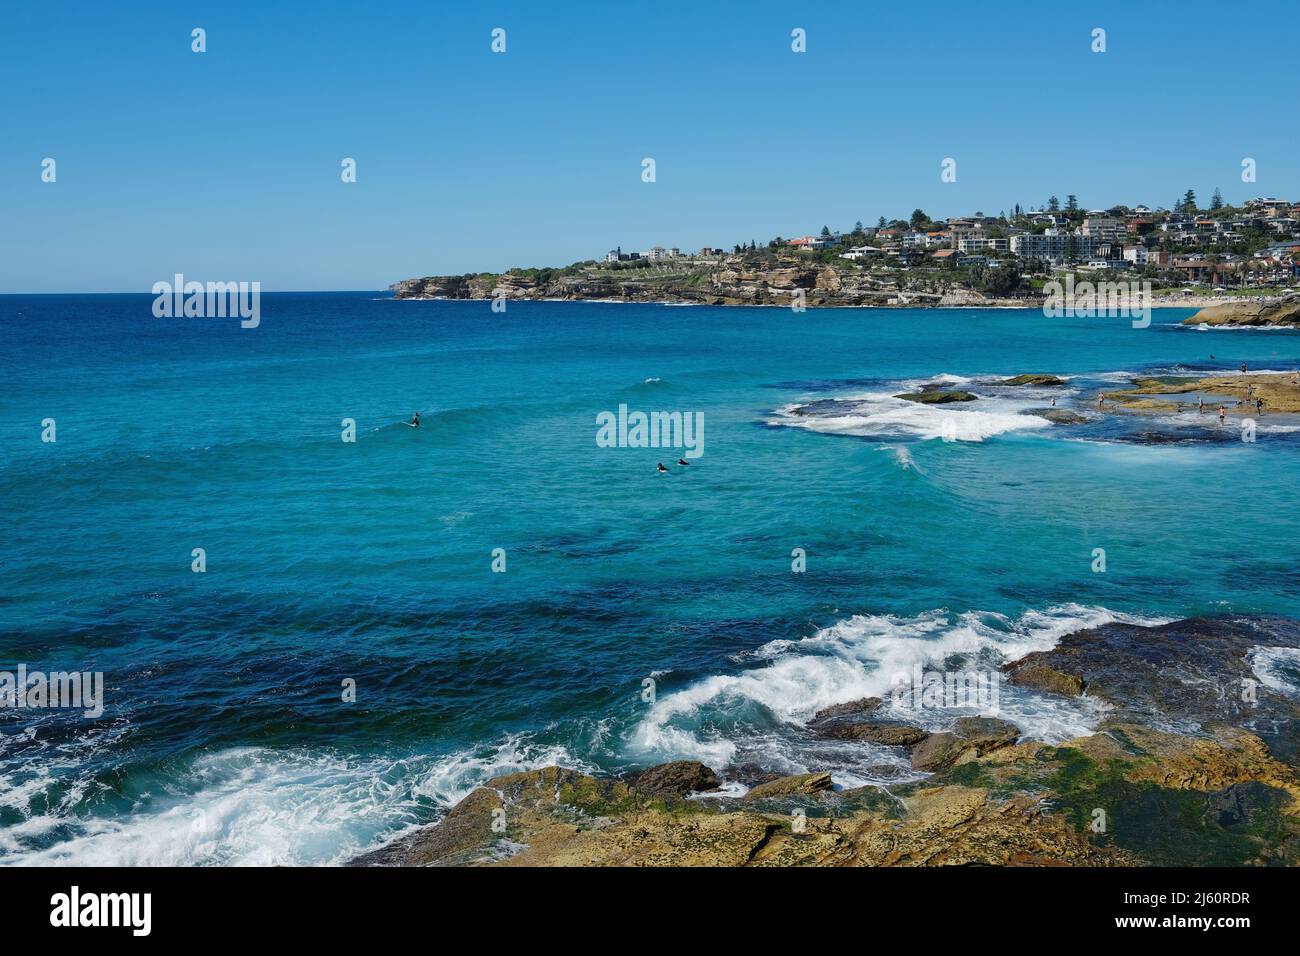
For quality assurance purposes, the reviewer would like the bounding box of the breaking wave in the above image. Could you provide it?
[629,604,1171,784]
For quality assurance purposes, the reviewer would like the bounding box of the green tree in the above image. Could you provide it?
[910,209,929,229]
[877,216,887,229]
[1065,234,1079,263]
[1065,195,1079,213]
[820,225,831,238]
[1047,195,1060,213]
[1210,188,1224,211]
[1182,189,1198,215]
[977,262,1022,296]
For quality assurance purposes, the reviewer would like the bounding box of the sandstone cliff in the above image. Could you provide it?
[1184,295,1300,327]
[390,255,954,308]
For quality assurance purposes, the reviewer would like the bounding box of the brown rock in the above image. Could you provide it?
[911,718,1020,771]
[953,717,1021,751]
[816,721,929,746]
[744,772,833,800]
[910,733,970,772]
[632,760,721,797]
[812,697,883,722]
[1004,659,1085,696]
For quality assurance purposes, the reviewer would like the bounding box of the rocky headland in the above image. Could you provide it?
[1184,296,1300,328]
[350,615,1300,867]
[390,257,1026,308]
[392,259,1293,312]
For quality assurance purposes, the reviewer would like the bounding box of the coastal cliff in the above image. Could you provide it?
[390,255,1016,308]
[352,616,1300,867]
[392,261,1291,312]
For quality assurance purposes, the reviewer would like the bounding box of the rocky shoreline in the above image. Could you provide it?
[350,615,1300,867]
[391,266,1295,312]
[1105,372,1300,414]
[1184,296,1300,327]
[390,265,988,308]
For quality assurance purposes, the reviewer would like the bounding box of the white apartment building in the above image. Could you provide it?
[957,236,1009,253]
[1011,231,1106,263]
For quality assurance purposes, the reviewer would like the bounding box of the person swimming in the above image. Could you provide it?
[411,412,420,428]
[657,463,668,473]
[677,458,689,466]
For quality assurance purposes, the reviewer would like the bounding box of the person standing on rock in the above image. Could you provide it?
[1218,405,1227,423]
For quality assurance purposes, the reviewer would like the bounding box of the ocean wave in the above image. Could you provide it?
[412,733,596,808]
[773,390,1051,442]
[629,604,1171,771]
[0,733,589,868]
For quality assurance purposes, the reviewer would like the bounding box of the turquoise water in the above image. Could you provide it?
[1,293,1298,864]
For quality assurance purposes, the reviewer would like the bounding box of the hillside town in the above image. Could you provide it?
[602,193,1300,293]
[394,192,1300,307]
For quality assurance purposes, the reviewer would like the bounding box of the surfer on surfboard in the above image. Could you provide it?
[410,412,420,428]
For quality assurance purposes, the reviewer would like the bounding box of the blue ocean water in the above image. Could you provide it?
[1,293,1298,865]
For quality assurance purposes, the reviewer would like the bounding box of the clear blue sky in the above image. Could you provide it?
[2,0,1295,292]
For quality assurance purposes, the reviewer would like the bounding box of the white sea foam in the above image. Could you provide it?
[1248,646,1300,697]
[630,605,1171,769]
[1190,323,1299,331]
[1,733,588,868]
[412,733,595,807]
[774,390,1051,442]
